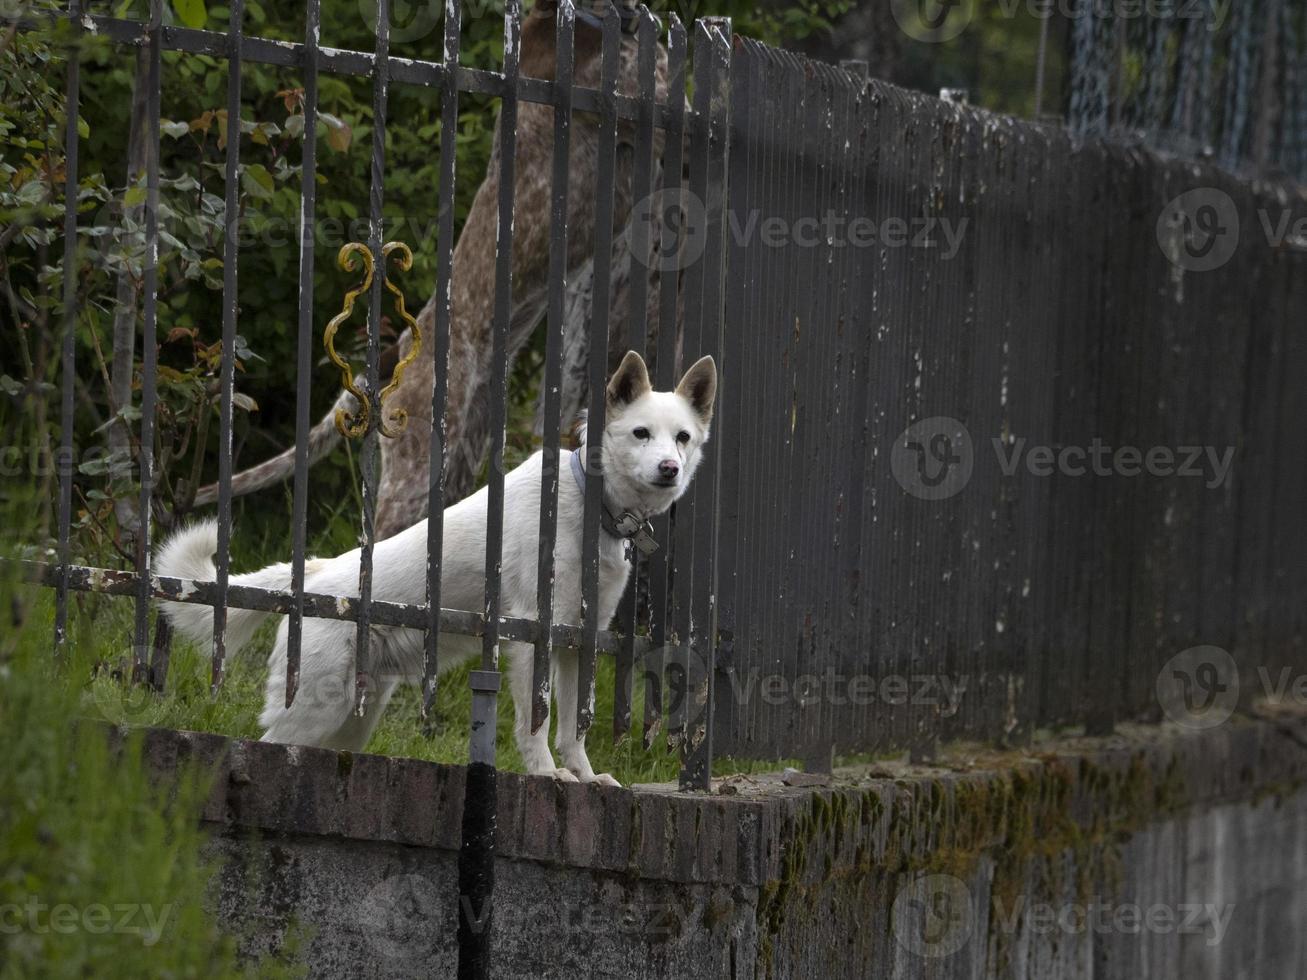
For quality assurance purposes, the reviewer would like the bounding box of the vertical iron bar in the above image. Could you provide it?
[576,4,621,742]
[786,51,817,763]
[54,0,82,653]
[679,19,729,791]
[731,40,767,755]
[459,3,520,976]
[1069,0,1108,138]
[667,20,713,758]
[210,0,245,694]
[1143,9,1170,134]
[613,3,660,743]
[1170,7,1201,137]
[353,0,392,715]
[838,61,872,752]
[712,37,760,757]
[1219,0,1258,170]
[743,43,780,754]
[287,0,322,707]
[801,62,841,771]
[131,0,163,683]
[531,0,575,736]
[423,0,462,721]
[1276,0,1300,177]
[643,13,686,749]
[774,46,801,760]
[472,0,520,751]
[1034,7,1049,118]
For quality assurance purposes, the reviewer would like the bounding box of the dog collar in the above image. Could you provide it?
[569,449,659,561]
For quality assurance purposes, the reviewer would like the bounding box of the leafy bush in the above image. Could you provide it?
[0,0,844,770]
[0,580,303,978]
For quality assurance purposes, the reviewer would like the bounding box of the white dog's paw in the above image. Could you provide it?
[549,767,580,783]
[583,772,622,788]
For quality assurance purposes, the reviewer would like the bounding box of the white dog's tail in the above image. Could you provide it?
[155,520,295,658]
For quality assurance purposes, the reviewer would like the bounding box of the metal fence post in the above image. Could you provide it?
[677,15,730,792]
[457,0,521,975]
[131,0,163,687]
[286,0,323,709]
[53,0,83,655]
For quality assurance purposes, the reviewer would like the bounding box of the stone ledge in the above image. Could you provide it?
[117,713,1307,890]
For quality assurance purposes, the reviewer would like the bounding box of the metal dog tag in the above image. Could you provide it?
[631,522,659,558]
[613,513,659,562]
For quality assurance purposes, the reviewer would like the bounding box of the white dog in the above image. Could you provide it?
[157,351,716,786]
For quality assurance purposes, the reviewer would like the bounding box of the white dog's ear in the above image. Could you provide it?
[675,355,717,426]
[607,350,652,408]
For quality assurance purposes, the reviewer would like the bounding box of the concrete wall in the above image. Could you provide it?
[133,717,1307,978]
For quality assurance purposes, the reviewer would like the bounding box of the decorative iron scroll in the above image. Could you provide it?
[322,241,422,439]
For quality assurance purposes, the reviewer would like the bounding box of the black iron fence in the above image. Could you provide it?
[7,2,1307,976]
[7,0,1307,803]
[6,0,732,786]
[713,40,1307,768]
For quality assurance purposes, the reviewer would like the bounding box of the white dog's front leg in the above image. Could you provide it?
[503,641,575,781]
[261,620,362,748]
[552,647,620,787]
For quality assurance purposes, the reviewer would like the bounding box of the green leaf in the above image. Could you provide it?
[240,163,274,200]
[171,0,207,29]
[160,119,190,139]
[320,112,352,153]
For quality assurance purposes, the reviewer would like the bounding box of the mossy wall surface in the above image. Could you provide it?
[130,716,1307,978]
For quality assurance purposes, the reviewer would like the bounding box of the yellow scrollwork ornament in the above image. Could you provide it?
[322,241,423,439]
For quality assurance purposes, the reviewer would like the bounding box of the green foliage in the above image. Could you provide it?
[62,590,791,785]
[0,581,302,978]
[0,0,853,779]
[0,0,856,561]
[893,0,1067,118]
[1,0,506,560]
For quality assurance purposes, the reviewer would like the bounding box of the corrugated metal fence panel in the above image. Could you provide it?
[712,39,1307,764]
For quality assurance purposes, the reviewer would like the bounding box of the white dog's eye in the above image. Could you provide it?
[633,427,650,440]
[676,431,691,444]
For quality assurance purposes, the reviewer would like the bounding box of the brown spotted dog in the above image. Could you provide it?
[195,0,669,539]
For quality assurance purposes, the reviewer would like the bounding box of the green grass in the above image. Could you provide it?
[1,576,304,979]
[7,335,802,786]
[47,585,798,786]
[21,344,800,786]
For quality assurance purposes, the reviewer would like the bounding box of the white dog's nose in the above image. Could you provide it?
[658,459,680,480]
